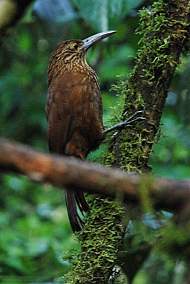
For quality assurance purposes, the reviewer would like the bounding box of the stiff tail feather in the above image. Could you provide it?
[65,189,89,232]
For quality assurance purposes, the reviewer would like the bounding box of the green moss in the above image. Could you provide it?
[158,221,190,259]
[133,0,189,110]
[66,0,190,283]
[138,175,155,213]
[112,0,190,172]
[66,197,125,284]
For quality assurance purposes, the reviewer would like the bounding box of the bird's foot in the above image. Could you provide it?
[103,110,145,135]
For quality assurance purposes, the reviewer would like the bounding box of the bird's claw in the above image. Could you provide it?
[122,110,145,126]
[104,110,145,135]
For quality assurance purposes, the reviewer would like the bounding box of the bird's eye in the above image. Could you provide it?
[72,43,78,50]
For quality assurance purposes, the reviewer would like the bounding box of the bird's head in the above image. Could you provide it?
[50,31,116,72]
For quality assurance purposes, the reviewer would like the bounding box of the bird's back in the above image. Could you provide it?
[47,70,103,157]
[46,56,104,231]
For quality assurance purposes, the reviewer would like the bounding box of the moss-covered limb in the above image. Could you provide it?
[68,1,190,283]
[114,0,190,169]
[106,0,190,171]
[109,0,190,279]
[66,197,125,284]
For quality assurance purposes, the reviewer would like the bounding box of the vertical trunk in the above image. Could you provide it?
[67,1,190,283]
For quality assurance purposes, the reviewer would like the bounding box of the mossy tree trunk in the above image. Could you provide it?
[68,1,190,283]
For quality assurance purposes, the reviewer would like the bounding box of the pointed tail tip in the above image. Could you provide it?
[65,190,89,232]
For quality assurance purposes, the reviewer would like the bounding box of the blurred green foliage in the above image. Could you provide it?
[0,0,190,283]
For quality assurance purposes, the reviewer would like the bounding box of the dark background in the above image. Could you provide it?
[0,0,190,283]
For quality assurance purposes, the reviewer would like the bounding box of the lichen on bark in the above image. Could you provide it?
[67,0,190,283]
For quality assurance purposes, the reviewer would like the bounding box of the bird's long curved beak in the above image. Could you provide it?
[82,31,116,50]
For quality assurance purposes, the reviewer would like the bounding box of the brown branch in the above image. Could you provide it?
[1,137,190,214]
[109,1,190,280]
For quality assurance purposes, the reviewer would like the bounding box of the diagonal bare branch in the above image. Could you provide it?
[1,137,190,214]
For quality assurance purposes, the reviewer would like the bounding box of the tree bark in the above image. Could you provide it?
[68,1,190,283]
[1,138,190,214]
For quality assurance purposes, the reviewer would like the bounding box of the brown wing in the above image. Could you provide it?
[46,70,103,231]
[46,72,92,154]
[46,77,74,154]
[47,91,72,154]
[46,71,103,155]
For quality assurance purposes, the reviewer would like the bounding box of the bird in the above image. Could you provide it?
[46,31,116,232]
[46,31,144,232]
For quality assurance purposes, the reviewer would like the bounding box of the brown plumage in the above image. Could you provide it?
[46,31,115,231]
